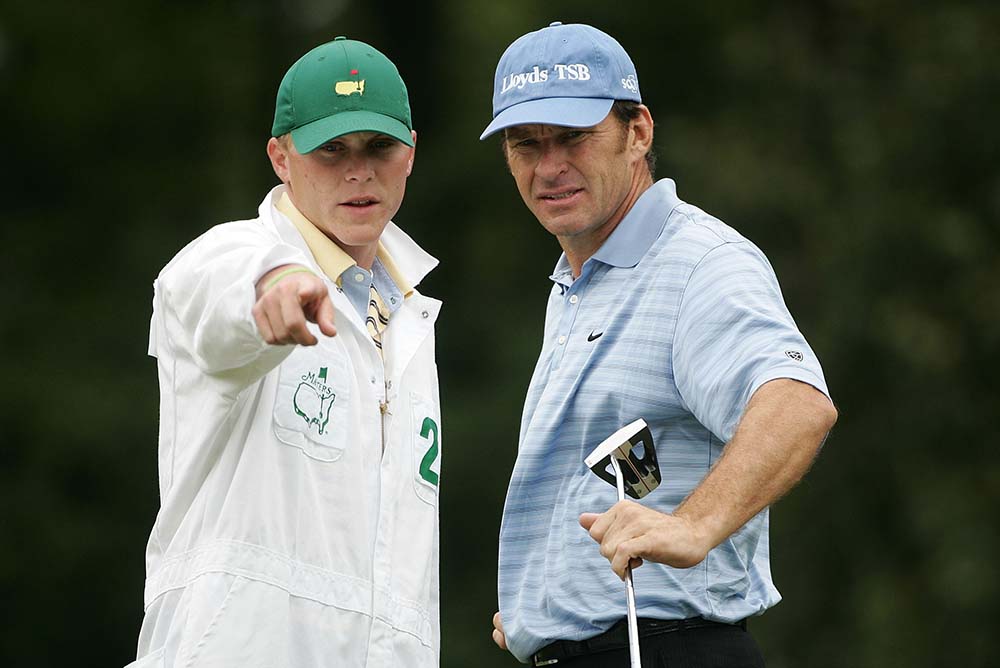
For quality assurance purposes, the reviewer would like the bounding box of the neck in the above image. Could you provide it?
[336,240,378,271]
[561,169,654,278]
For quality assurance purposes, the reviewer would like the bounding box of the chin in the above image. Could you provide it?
[541,218,587,237]
[338,224,387,244]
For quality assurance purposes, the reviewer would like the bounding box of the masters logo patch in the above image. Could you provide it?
[294,366,337,434]
[334,80,365,96]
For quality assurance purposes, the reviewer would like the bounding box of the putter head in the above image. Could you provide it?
[584,418,660,499]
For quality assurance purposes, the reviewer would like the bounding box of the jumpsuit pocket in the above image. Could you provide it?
[410,391,441,505]
[272,346,351,462]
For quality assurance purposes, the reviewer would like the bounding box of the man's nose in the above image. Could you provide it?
[534,144,569,180]
[344,154,375,182]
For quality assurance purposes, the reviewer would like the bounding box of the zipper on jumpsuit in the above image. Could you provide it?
[377,311,390,454]
[379,383,390,454]
[368,334,392,665]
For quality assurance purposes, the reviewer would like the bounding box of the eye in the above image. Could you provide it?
[509,138,538,150]
[561,130,587,143]
[319,141,345,153]
[370,138,398,151]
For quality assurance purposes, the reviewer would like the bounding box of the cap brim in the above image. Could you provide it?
[479,97,615,140]
[291,111,414,153]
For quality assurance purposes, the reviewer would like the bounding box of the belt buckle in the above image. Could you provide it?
[534,659,559,667]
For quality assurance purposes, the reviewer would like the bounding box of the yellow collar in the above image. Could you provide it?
[276,192,413,296]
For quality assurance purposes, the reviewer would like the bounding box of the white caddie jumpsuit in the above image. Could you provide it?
[130,186,443,668]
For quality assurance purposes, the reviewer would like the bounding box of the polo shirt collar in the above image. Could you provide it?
[276,192,355,285]
[590,178,680,268]
[549,179,682,287]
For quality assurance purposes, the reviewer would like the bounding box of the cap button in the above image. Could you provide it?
[334,35,347,40]
[549,21,562,27]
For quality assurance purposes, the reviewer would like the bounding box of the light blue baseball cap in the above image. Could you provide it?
[480,22,642,140]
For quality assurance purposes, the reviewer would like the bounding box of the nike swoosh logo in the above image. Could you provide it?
[587,331,603,342]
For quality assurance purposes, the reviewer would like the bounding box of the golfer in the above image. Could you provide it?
[482,22,838,667]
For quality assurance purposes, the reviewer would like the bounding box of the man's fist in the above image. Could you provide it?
[491,611,508,651]
[580,501,710,580]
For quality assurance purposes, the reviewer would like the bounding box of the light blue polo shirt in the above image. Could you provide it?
[498,179,831,662]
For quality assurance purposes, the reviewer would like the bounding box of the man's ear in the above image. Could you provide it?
[406,130,418,176]
[629,105,655,159]
[267,136,291,184]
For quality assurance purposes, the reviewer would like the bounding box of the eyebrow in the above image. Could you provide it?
[504,128,535,142]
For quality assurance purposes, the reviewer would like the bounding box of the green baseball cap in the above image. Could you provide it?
[272,36,413,153]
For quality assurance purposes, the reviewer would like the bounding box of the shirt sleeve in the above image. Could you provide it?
[153,221,313,375]
[672,240,830,443]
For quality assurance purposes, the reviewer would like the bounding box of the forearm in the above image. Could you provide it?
[674,378,838,554]
[160,225,310,373]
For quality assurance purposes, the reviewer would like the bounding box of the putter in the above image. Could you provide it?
[584,418,660,668]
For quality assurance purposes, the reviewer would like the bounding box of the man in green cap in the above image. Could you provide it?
[127,37,443,667]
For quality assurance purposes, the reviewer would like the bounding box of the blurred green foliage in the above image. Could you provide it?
[2,1,998,666]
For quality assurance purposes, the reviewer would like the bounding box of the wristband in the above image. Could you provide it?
[265,266,315,291]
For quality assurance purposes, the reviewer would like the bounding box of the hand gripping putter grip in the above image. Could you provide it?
[584,419,660,668]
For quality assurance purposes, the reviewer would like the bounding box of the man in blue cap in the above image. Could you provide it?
[482,22,838,667]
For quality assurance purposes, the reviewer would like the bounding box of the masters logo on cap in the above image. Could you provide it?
[480,22,641,140]
[272,36,413,153]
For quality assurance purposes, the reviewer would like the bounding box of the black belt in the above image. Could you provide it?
[532,617,747,666]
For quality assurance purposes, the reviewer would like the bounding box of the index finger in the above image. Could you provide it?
[281,290,318,346]
[312,293,338,338]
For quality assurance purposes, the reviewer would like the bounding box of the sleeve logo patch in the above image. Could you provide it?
[785,350,804,362]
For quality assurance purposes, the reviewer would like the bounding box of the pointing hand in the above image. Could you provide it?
[253,265,337,345]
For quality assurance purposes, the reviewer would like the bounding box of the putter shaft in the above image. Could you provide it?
[610,457,642,668]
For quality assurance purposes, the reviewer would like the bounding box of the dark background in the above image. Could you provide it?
[2,1,998,666]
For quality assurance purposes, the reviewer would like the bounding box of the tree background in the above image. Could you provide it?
[2,1,998,666]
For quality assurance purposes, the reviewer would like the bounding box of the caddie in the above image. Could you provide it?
[481,22,838,667]
[127,36,443,668]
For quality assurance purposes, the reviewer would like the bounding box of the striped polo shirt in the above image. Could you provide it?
[498,178,831,662]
